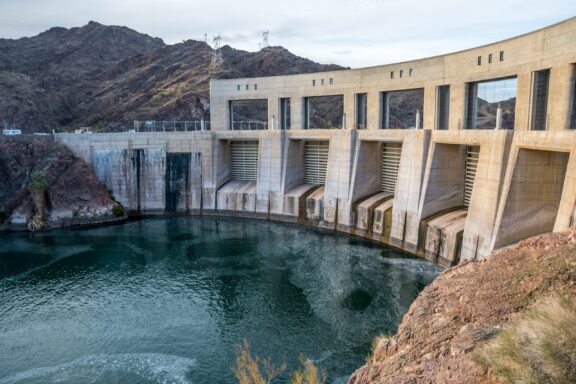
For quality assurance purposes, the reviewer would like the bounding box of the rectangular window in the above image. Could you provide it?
[304,95,344,129]
[399,70,404,78]
[499,51,504,61]
[237,85,240,91]
[355,93,368,129]
[390,71,394,79]
[436,85,450,130]
[329,78,333,85]
[409,68,413,76]
[279,98,291,130]
[312,80,316,86]
[477,56,482,65]
[321,79,325,85]
[245,84,249,90]
[530,69,550,131]
[380,88,424,129]
[229,99,269,130]
[254,84,258,90]
[465,77,517,129]
[488,53,493,64]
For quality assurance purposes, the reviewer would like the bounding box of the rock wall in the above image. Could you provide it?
[0,135,121,231]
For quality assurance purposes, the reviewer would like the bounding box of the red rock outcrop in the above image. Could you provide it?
[0,135,122,230]
[349,229,576,384]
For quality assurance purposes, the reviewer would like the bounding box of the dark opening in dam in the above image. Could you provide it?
[0,217,441,384]
[165,153,192,212]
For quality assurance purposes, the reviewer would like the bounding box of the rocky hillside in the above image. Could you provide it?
[0,22,344,132]
[0,135,122,230]
[349,229,576,384]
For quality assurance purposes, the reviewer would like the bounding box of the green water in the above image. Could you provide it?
[0,217,441,384]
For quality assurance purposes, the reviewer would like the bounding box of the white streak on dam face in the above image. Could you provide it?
[92,149,130,207]
[133,148,166,212]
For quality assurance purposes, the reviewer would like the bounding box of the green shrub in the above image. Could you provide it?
[474,294,576,384]
[29,171,47,191]
[112,204,124,217]
[91,122,105,132]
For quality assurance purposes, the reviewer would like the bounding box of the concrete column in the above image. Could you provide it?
[292,97,303,130]
[514,72,532,131]
[548,63,574,131]
[422,84,436,129]
[389,130,431,251]
[209,95,229,131]
[324,130,357,228]
[344,92,355,130]
[267,97,278,131]
[256,131,285,214]
[367,90,380,131]
[450,83,466,130]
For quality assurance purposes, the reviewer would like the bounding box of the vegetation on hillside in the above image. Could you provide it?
[474,293,576,384]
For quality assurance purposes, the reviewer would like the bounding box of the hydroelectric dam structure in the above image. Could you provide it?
[57,18,576,266]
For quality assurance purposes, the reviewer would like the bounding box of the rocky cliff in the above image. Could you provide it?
[0,22,344,132]
[349,229,576,384]
[0,135,122,230]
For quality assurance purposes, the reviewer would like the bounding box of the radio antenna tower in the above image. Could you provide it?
[211,33,223,66]
[259,30,269,50]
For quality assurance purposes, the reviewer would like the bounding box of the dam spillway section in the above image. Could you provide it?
[57,17,576,266]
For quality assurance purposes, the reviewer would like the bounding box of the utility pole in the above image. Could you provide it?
[259,30,269,50]
[211,34,223,67]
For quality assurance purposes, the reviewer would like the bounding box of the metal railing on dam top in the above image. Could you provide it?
[132,120,268,132]
[231,120,268,130]
[133,120,210,132]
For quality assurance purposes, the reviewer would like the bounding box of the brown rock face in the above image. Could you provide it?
[349,229,576,384]
[0,135,121,230]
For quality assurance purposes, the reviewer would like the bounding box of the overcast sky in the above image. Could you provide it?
[0,0,574,68]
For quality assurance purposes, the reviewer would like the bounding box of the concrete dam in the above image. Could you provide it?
[56,18,576,266]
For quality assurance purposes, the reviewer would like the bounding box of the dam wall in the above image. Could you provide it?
[56,17,576,266]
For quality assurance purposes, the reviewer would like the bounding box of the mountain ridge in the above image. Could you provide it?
[0,22,345,132]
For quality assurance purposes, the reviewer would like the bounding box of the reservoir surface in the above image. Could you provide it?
[0,217,441,384]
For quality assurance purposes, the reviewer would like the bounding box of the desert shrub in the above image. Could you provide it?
[365,333,391,363]
[234,340,286,384]
[234,340,326,384]
[474,294,576,384]
[291,355,327,384]
[112,204,124,217]
[29,171,47,191]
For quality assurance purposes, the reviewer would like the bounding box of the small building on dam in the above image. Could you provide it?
[56,17,576,266]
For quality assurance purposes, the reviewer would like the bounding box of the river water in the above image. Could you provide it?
[0,217,441,384]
